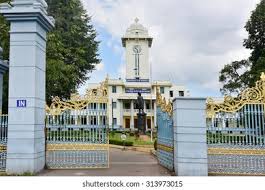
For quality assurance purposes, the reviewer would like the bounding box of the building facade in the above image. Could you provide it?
[87,18,189,130]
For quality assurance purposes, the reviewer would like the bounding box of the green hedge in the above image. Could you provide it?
[109,139,133,146]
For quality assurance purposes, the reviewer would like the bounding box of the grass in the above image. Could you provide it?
[109,132,154,146]
[0,172,35,176]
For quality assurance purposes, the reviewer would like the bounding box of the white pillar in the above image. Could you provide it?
[130,100,134,130]
[97,103,100,125]
[173,97,208,176]
[0,0,54,174]
[120,100,123,129]
[154,101,157,128]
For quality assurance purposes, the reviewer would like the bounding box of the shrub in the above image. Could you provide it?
[134,131,140,140]
[109,139,133,146]
[110,131,115,138]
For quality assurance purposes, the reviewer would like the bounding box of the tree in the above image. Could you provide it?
[219,0,265,94]
[0,0,10,114]
[0,0,100,112]
[46,0,100,103]
[219,60,250,94]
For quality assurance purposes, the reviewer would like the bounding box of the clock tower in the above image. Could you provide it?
[122,18,153,82]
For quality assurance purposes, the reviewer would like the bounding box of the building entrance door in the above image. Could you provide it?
[125,118,130,128]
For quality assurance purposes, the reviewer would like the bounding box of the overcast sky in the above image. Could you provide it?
[79,0,261,97]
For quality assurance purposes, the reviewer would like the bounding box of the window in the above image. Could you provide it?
[112,86,117,93]
[90,103,97,110]
[113,118,117,125]
[179,91,184,97]
[170,90,174,98]
[112,102,117,109]
[90,116,97,125]
[124,102,130,109]
[146,103,150,110]
[160,87,165,94]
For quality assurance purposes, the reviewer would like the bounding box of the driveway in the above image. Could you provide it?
[40,148,171,176]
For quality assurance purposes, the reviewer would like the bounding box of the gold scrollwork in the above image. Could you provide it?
[0,145,7,152]
[46,144,109,151]
[157,144,174,153]
[156,87,173,116]
[208,147,265,156]
[46,77,109,115]
[206,72,265,118]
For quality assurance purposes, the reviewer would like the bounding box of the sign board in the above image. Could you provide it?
[17,100,27,108]
[126,79,150,83]
[125,88,151,94]
[121,134,127,141]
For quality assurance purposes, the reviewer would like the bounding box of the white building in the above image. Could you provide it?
[87,18,189,130]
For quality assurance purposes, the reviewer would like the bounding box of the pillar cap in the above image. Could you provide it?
[0,0,55,32]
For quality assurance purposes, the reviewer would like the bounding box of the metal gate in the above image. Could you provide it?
[156,91,174,171]
[206,73,265,175]
[0,114,8,172]
[45,79,109,169]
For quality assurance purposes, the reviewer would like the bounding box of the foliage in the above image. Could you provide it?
[219,0,265,94]
[0,0,10,114]
[109,139,134,146]
[110,131,116,138]
[0,172,35,176]
[109,132,154,146]
[0,0,100,112]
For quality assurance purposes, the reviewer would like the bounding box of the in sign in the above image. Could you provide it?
[17,100,27,108]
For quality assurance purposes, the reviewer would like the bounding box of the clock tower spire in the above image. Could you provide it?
[122,18,153,82]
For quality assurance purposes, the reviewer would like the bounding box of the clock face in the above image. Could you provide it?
[133,45,141,53]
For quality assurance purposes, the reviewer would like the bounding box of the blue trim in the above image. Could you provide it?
[126,79,150,82]
[125,88,151,94]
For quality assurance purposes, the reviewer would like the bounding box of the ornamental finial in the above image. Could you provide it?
[135,17,139,23]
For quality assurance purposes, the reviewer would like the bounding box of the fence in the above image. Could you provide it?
[0,114,8,172]
[45,79,110,169]
[156,91,174,171]
[206,73,265,175]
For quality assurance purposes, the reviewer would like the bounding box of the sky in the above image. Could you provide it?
[79,0,261,97]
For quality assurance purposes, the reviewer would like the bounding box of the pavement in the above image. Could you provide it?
[39,148,172,176]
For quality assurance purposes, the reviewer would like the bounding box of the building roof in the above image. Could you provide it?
[122,18,153,47]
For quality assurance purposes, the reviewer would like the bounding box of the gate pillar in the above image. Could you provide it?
[0,0,54,174]
[173,98,208,176]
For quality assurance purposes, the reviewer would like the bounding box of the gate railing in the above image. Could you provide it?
[156,90,174,171]
[0,114,8,172]
[46,111,108,144]
[45,78,110,169]
[206,73,265,175]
